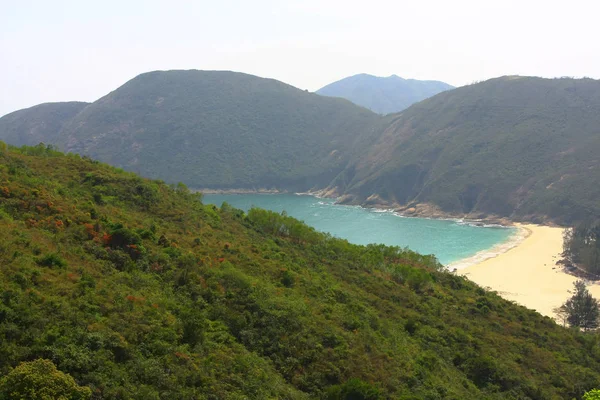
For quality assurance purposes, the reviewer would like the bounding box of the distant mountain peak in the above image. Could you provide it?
[316,74,453,114]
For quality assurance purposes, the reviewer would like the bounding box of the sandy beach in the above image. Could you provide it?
[459,223,600,319]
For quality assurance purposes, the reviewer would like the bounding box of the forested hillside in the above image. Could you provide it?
[2,74,600,224]
[0,102,89,147]
[55,70,382,190]
[316,74,453,114]
[1,143,600,399]
[330,76,600,224]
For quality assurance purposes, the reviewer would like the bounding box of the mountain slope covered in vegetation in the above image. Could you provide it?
[330,76,600,224]
[316,74,454,114]
[1,143,600,399]
[55,70,382,190]
[2,74,600,224]
[0,102,89,147]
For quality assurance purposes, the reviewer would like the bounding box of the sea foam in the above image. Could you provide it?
[447,227,528,270]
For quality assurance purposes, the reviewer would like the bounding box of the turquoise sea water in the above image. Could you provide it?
[203,193,516,266]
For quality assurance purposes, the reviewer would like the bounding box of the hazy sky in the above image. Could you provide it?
[1,0,599,116]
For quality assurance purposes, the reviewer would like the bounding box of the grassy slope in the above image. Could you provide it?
[0,144,599,399]
[56,70,381,190]
[316,74,454,114]
[0,102,89,147]
[333,76,600,224]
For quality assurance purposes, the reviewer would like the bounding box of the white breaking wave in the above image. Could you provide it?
[446,227,528,270]
[455,220,507,228]
[371,208,395,214]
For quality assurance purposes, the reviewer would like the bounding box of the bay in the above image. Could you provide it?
[203,193,516,266]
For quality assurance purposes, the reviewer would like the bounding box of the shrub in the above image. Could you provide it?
[584,389,600,400]
[37,253,67,269]
[326,378,382,400]
[108,227,142,249]
[281,270,295,288]
[0,359,91,399]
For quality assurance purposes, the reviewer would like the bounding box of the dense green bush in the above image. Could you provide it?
[325,378,382,400]
[584,388,600,400]
[0,359,91,400]
[36,253,67,269]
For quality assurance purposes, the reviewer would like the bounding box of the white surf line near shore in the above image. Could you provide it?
[301,193,522,263]
[447,225,528,270]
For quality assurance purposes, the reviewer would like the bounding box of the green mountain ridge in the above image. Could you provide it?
[1,72,600,224]
[316,73,454,114]
[1,143,600,399]
[329,76,600,224]
[57,70,382,190]
[0,102,89,147]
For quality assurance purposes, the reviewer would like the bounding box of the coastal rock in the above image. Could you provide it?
[336,194,358,204]
[363,193,395,208]
[314,186,342,198]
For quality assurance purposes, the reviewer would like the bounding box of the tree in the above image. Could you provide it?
[563,280,600,331]
[553,304,569,327]
[0,359,91,400]
[563,224,600,276]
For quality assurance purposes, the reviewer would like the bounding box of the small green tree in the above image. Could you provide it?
[563,280,600,331]
[553,304,569,327]
[0,359,91,399]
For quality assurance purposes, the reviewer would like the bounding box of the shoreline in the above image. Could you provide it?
[199,187,527,226]
[203,190,526,269]
[310,189,525,226]
[201,190,596,318]
[194,188,286,194]
[203,188,519,228]
[458,223,600,318]
[447,225,530,270]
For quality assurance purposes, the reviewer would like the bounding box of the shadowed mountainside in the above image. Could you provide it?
[328,76,600,224]
[57,70,383,190]
[0,102,89,146]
